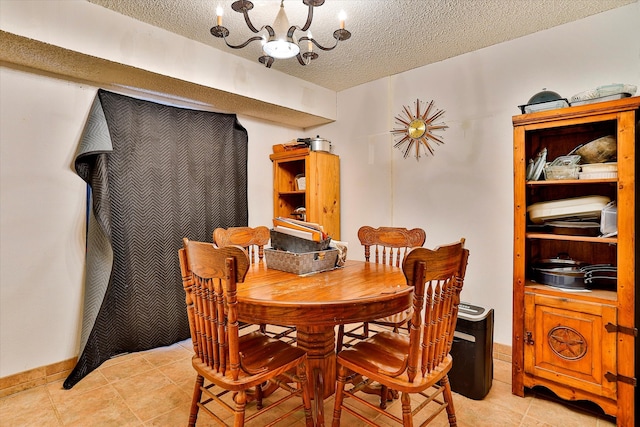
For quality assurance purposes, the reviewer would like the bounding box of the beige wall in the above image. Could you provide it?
[1,1,639,377]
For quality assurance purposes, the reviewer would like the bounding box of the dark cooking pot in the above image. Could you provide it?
[531,258,617,290]
[530,257,587,289]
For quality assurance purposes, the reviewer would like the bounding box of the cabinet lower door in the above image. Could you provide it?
[524,293,617,400]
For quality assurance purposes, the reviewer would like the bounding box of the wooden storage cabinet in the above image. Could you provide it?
[270,149,340,239]
[512,97,638,427]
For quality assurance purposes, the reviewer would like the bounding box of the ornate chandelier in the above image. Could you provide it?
[210,0,351,67]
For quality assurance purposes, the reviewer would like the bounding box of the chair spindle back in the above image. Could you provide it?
[402,239,469,382]
[178,239,250,380]
[358,226,426,266]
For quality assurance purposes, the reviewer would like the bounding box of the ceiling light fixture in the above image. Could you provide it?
[211,0,351,67]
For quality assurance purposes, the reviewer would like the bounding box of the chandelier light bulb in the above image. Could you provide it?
[216,6,223,26]
[307,31,313,52]
[339,10,347,29]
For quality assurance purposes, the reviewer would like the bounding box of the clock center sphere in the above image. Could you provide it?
[408,119,427,139]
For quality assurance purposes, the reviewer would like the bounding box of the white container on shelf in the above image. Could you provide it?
[600,201,617,235]
[571,93,631,106]
[294,174,306,190]
[570,84,637,106]
[580,163,617,173]
[579,171,618,179]
[527,195,611,224]
[579,162,618,180]
[523,99,569,114]
[544,165,579,180]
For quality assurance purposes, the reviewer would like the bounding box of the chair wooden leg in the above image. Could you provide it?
[401,392,413,427]
[256,382,264,410]
[188,375,204,427]
[441,375,458,427]
[332,364,348,427]
[380,384,389,409]
[337,322,371,354]
[298,363,315,427]
[336,325,345,353]
[232,390,247,427]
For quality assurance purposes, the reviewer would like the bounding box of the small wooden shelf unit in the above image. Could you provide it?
[512,96,638,427]
[270,149,340,240]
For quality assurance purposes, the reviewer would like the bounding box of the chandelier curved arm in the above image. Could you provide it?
[220,34,264,50]
[299,0,317,32]
[299,28,351,52]
[211,24,273,50]
[231,0,261,33]
[239,7,260,33]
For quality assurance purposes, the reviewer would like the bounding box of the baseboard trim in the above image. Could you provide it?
[493,342,512,363]
[0,358,76,398]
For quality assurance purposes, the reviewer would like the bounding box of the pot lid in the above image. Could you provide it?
[527,89,563,105]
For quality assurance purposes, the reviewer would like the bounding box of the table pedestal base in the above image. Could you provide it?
[296,325,336,398]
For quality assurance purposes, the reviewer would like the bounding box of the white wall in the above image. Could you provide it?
[0,70,91,375]
[319,3,640,346]
[1,2,639,377]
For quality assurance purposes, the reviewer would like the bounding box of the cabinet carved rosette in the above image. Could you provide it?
[512,97,638,426]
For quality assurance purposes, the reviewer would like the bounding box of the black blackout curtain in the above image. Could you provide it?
[64,90,248,388]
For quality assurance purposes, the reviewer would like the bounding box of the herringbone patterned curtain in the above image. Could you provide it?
[64,90,248,388]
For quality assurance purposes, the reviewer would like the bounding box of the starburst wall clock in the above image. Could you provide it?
[390,99,448,160]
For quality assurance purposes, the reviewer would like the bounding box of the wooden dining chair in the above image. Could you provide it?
[213,226,297,343]
[336,226,426,353]
[332,239,469,427]
[179,239,314,427]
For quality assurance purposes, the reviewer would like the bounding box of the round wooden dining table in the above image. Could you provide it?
[235,259,412,407]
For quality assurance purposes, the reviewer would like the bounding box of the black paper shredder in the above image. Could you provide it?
[449,302,494,399]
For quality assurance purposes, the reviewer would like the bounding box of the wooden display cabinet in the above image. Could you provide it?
[512,97,638,426]
[270,149,340,240]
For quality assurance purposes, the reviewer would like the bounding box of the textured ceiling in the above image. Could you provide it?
[88,0,635,92]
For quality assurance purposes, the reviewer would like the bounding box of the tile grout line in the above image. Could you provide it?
[44,383,64,426]
[518,392,536,427]
[107,371,147,426]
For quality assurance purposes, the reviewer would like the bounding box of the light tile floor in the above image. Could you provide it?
[0,333,617,426]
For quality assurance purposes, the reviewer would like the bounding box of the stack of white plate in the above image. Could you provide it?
[579,162,617,180]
